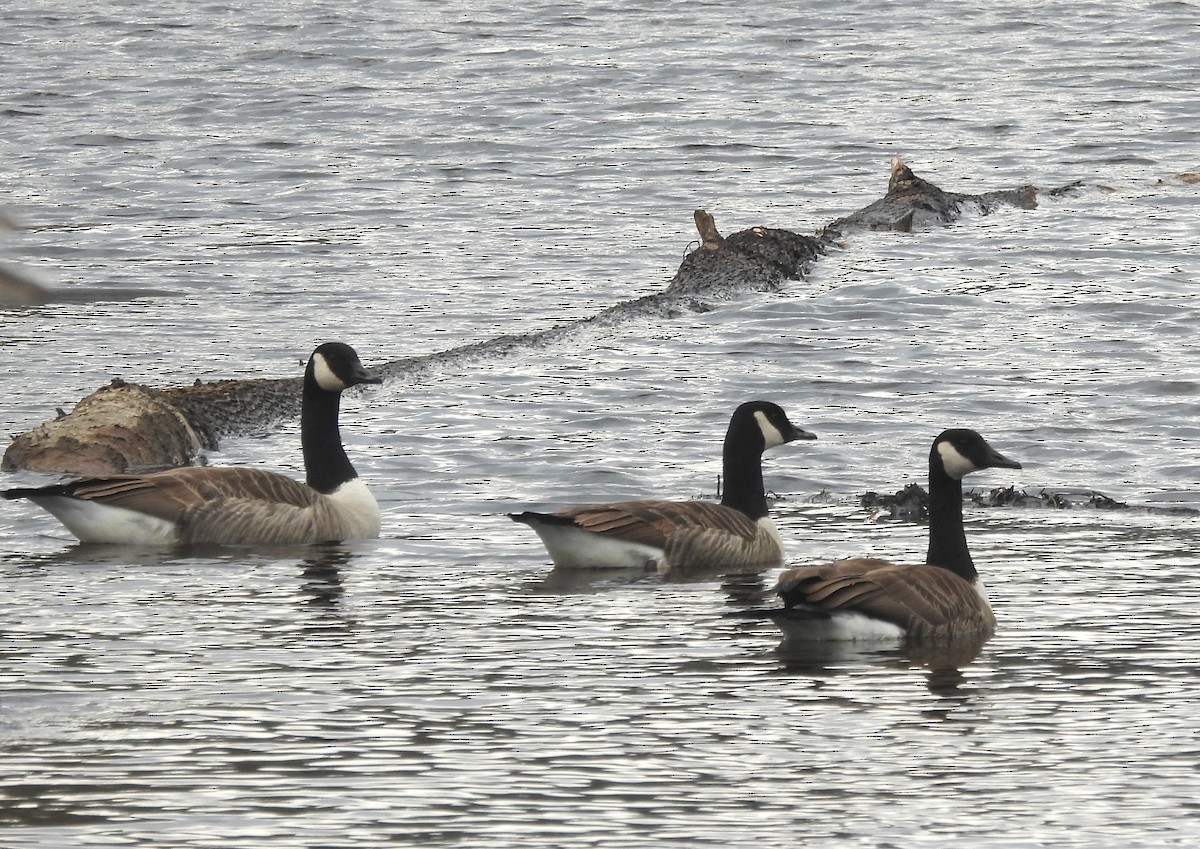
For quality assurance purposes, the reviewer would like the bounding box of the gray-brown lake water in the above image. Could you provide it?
[3,1,1199,846]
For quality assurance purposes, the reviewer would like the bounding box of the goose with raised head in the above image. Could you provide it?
[765,428,1021,642]
[509,401,815,573]
[3,342,382,546]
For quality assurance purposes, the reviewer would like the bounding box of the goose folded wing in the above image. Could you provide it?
[775,560,988,637]
[563,500,760,547]
[70,467,321,520]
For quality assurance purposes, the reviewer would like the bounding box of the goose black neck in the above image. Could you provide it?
[719,433,768,520]
[301,379,357,493]
[925,467,976,581]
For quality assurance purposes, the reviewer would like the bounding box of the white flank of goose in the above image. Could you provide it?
[766,428,1021,642]
[509,401,816,573]
[3,342,382,546]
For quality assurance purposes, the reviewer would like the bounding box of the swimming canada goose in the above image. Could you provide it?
[3,342,382,546]
[508,401,816,572]
[766,428,1020,642]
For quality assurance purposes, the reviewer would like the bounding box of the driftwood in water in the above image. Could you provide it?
[4,158,1073,476]
[4,377,301,477]
[4,381,201,477]
[667,210,823,304]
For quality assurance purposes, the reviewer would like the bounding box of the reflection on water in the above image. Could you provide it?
[529,564,657,594]
[297,546,351,611]
[530,562,775,598]
[774,633,990,700]
[3,512,1199,845]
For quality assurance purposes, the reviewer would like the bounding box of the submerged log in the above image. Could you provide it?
[6,381,204,477]
[4,159,1074,476]
[666,210,824,301]
[823,156,1044,237]
[861,484,1199,517]
[4,377,302,477]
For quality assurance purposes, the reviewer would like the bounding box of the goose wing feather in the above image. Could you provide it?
[560,499,761,548]
[775,558,995,639]
[560,499,781,572]
[67,467,343,545]
[69,467,320,516]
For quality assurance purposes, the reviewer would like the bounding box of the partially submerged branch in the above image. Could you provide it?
[4,159,1077,476]
[861,483,1198,518]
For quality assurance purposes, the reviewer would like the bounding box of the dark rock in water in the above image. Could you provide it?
[2,159,1078,476]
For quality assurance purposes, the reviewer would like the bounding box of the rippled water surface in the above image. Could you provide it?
[3,1,1199,846]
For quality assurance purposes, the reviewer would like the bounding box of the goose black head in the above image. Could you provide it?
[729,401,817,451]
[308,342,383,393]
[932,428,1022,481]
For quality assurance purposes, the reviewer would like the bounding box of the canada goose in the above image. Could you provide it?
[3,342,382,546]
[508,401,816,572]
[766,428,1020,642]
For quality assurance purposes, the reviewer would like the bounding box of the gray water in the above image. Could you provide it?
[3,1,1200,846]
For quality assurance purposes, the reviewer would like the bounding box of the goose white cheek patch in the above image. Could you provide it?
[312,353,346,392]
[754,411,787,448]
[937,441,978,480]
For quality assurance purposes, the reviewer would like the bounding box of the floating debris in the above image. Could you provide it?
[860,483,1199,518]
[861,483,928,521]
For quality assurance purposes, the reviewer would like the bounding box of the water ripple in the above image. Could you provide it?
[4,0,1200,846]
